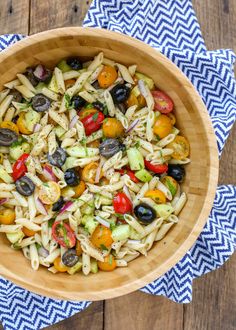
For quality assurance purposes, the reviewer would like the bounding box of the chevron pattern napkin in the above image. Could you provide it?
[0,0,235,329]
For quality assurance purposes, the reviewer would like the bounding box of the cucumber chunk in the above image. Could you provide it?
[90,259,98,274]
[127,148,144,171]
[135,72,154,90]
[57,60,72,73]
[67,261,82,275]
[6,231,24,244]
[135,169,153,182]
[112,225,130,242]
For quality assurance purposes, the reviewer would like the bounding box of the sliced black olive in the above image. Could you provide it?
[99,138,125,159]
[52,196,65,212]
[15,176,35,196]
[62,249,79,267]
[66,57,82,70]
[47,147,67,167]
[32,93,51,112]
[10,89,23,103]
[134,203,156,225]
[71,95,87,109]
[25,67,39,87]
[110,84,131,104]
[64,168,80,186]
[167,165,185,183]
[0,128,18,146]
[92,101,104,112]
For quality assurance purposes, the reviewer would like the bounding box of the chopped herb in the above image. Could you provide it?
[48,218,56,228]
[114,213,124,219]
[92,112,99,121]
[111,250,117,257]
[133,140,140,148]
[35,243,41,250]
[43,182,49,187]
[103,105,108,116]
[81,137,87,145]
[65,93,73,109]
[108,254,113,265]
[19,101,32,110]
[102,118,109,124]
[155,135,160,142]
[10,136,27,148]
[85,103,94,109]
[110,222,116,231]
[100,244,108,251]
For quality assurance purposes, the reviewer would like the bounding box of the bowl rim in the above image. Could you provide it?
[0,27,219,301]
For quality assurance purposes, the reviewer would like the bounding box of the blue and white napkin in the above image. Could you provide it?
[0,0,235,329]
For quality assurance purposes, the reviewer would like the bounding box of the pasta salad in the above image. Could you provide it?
[0,52,190,275]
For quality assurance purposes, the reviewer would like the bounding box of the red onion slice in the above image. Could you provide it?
[0,198,8,205]
[35,197,48,215]
[58,201,74,215]
[138,79,148,97]
[33,123,42,132]
[33,64,47,80]
[95,216,110,228]
[69,115,78,129]
[42,165,57,182]
[125,119,139,134]
[38,247,49,258]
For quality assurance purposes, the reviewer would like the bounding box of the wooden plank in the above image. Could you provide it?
[30,0,92,35]
[0,0,29,35]
[105,291,183,330]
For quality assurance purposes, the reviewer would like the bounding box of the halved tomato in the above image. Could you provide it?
[152,90,174,114]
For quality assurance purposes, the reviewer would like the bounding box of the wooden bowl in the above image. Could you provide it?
[0,27,218,301]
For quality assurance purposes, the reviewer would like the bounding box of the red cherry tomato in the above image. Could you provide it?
[144,159,168,174]
[81,111,105,136]
[113,192,133,214]
[12,153,29,181]
[118,168,139,183]
[52,221,76,248]
[152,90,174,114]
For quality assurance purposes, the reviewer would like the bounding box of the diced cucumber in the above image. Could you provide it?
[24,109,41,132]
[66,146,99,158]
[48,74,58,93]
[84,217,98,234]
[67,261,82,275]
[81,214,94,225]
[57,60,72,73]
[35,82,47,93]
[9,142,31,161]
[62,157,78,171]
[135,169,152,182]
[61,186,75,199]
[135,72,154,90]
[6,231,24,244]
[54,125,66,138]
[97,195,112,206]
[127,148,144,171]
[112,224,130,242]
[154,204,174,219]
[90,259,98,274]
[0,165,13,183]
[81,202,95,215]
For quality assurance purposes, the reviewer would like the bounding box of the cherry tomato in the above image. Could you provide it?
[152,90,174,113]
[167,136,190,160]
[12,153,29,181]
[52,221,76,248]
[98,254,117,271]
[153,114,173,139]
[125,93,146,109]
[144,189,166,203]
[113,192,133,214]
[38,181,61,205]
[0,121,19,134]
[102,118,124,138]
[81,162,102,184]
[54,256,69,272]
[0,208,15,225]
[91,225,113,249]
[75,240,83,256]
[72,181,86,198]
[17,112,32,135]
[118,168,139,183]
[81,111,105,136]
[98,65,118,88]
[78,108,97,120]
[22,227,37,237]
[144,160,168,174]
[65,79,76,89]
[161,175,178,197]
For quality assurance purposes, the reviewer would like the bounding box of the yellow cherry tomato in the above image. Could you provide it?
[153,114,173,139]
[65,79,76,89]
[0,208,15,225]
[91,225,113,249]
[137,94,146,107]
[22,227,37,237]
[78,108,98,120]
[167,113,176,125]
[87,139,100,148]
[167,136,190,160]
[75,240,83,256]
[17,112,32,135]
[72,181,86,198]
[144,189,166,204]
[161,176,178,197]
[54,257,68,272]
[102,118,124,138]
[98,254,117,271]
[0,121,19,134]
[98,65,118,88]
[126,93,139,108]
[38,181,61,205]
[81,162,103,184]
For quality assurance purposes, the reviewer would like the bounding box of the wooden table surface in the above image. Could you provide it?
[0,1,235,329]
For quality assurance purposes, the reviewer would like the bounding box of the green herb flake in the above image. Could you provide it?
[48,218,56,228]
[100,244,108,251]
[64,93,73,110]
[43,182,49,187]
[108,254,113,265]
[92,112,99,121]
[133,141,140,148]
[103,105,108,116]
[35,243,41,250]
[110,222,116,231]
[85,103,94,109]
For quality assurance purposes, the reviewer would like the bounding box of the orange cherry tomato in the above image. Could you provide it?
[54,257,69,272]
[167,113,176,125]
[0,208,15,225]
[78,108,98,120]
[17,112,32,135]
[22,227,37,237]
[102,118,124,138]
[90,225,113,249]
[65,79,76,89]
[137,94,146,107]
[38,181,61,205]
[98,65,118,88]
[72,181,86,198]
[81,162,102,184]
[0,121,19,134]
[167,136,190,160]
[153,114,173,139]
[144,189,166,204]
[126,93,139,108]
[75,240,83,256]
[98,254,117,271]
[87,139,100,148]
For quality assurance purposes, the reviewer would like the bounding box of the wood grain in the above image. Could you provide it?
[0,0,29,34]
